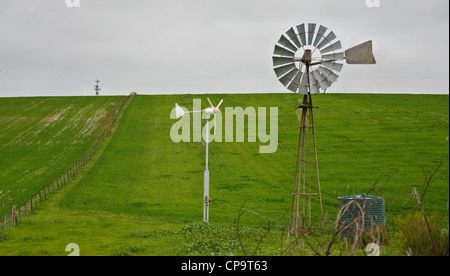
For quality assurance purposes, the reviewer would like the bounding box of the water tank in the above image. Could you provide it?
[338,194,385,237]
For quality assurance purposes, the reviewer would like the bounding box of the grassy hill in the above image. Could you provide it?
[0,93,448,256]
[0,96,126,215]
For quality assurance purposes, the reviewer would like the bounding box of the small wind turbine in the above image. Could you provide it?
[175,97,224,223]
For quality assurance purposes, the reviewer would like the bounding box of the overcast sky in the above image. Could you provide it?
[0,0,448,97]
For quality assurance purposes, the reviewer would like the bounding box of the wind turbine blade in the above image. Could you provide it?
[207,98,215,109]
[298,73,309,95]
[287,82,298,93]
[286,27,302,48]
[313,25,328,47]
[216,99,224,109]
[287,70,303,93]
[312,70,325,83]
[175,103,185,119]
[319,79,332,90]
[321,40,342,54]
[272,56,294,67]
[307,23,316,45]
[322,52,345,61]
[296,23,307,46]
[298,86,308,95]
[309,72,320,94]
[273,45,296,57]
[279,68,298,87]
[278,34,298,53]
[274,62,296,78]
[313,70,332,90]
[322,61,344,72]
[318,66,339,83]
[345,40,376,64]
[317,31,337,50]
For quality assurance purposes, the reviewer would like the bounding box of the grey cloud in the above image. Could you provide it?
[0,0,448,97]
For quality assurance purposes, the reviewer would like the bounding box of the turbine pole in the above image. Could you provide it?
[204,114,210,223]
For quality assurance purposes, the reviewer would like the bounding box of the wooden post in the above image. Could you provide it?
[12,205,17,226]
[43,186,47,199]
[30,198,33,212]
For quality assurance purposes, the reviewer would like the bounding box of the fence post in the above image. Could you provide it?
[12,206,17,227]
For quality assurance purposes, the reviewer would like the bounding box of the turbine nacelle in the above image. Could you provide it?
[175,98,223,119]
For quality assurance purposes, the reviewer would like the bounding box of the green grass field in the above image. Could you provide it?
[0,96,125,215]
[0,93,448,256]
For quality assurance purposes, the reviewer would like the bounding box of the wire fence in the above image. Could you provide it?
[0,93,135,231]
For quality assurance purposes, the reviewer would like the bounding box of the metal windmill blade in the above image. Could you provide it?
[273,23,345,94]
[272,23,375,95]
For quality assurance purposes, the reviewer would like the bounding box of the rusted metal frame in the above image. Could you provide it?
[308,92,325,229]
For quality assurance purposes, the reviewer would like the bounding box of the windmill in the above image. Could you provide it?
[272,23,376,234]
[175,98,224,223]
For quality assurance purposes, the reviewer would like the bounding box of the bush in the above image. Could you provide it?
[363,224,391,246]
[397,211,449,256]
[178,223,239,256]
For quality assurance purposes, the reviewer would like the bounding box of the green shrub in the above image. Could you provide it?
[397,211,449,256]
[363,224,391,246]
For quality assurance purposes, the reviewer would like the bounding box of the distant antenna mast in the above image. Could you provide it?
[95,80,101,96]
[174,98,224,223]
